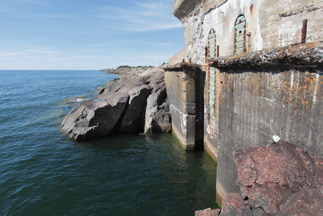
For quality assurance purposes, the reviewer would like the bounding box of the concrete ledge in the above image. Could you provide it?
[164,62,203,72]
[165,63,205,151]
[204,140,218,163]
[209,42,322,70]
[170,104,196,151]
[215,181,227,205]
[173,0,229,19]
[203,0,227,14]
[173,0,201,20]
[172,125,195,151]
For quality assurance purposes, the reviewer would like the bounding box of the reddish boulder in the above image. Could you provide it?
[195,141,322,216]
[279,188,321,216]
[195,208,220,216]
[233,141,319,191]
[233,141,322,215]
[220,193,251,216]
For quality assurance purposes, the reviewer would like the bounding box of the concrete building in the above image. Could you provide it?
[167,0,322,203]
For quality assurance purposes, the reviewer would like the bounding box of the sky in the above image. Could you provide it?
[0,0,184,70]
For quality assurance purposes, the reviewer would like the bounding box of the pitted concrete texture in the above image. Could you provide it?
[209,42,322,69]
[204,43,322,200]
[165,63,204,150]
[173,0,201,20]
[171,0,322,65]
[171,0,322,204]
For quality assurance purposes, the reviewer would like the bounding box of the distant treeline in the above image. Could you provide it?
[117,65,154,69]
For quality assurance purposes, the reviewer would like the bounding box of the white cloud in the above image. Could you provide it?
[89,40,171,48]
[97,0,181,32]
[0,52,20,57]
[73,55,113,60]
[133,22,182,32]
[26,49,61,54]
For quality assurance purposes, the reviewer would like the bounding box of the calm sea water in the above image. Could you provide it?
[0,70,217,216]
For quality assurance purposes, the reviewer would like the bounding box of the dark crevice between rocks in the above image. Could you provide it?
[150,119,163,133]
[157,88,167,106]
[109,96,130,135]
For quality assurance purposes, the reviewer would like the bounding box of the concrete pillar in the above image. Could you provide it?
[164,63,205,150]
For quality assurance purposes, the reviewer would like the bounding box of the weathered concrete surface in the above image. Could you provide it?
[173,0,201,20]
[61,67,171,140]
[209,42,322,69]
[172,0,322,64]
[196,141,322,216]
[203,43,322,200]
[164,63,205,150]
[171,0,322,208]
[174,0,228,18]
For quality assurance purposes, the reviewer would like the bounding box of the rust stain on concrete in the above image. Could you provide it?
[250,4,254,17]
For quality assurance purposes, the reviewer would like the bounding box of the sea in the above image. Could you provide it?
[0,70,217,216]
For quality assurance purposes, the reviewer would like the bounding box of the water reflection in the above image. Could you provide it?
[72,133,218,215]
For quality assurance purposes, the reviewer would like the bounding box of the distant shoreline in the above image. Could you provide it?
[99,66,154,75]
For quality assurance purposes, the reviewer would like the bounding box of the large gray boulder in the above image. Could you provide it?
[60,67,172,140]
[144,67,172,133]
[119,85,152,133]
[145,86,171,133]
[60,94,129,141]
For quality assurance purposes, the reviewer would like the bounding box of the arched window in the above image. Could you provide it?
[234,14,246,54]
[208,29,217,58]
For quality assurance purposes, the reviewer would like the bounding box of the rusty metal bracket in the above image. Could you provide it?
[301,19,307,44]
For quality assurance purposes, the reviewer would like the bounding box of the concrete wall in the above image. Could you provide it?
[165,64,205,150]
[206,42,322,202]
[172,0,322,64]
[169,47,188,65]
[171,0,322,204]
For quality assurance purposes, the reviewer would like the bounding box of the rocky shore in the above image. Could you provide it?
[60,67,171,140]
[196,141,322,216]
[60,66,322,216]
[99,66,154,75]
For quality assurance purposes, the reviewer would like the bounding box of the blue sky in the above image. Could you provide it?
[0,0,184,70]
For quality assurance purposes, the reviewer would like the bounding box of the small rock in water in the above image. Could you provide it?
[76,98,85,102]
